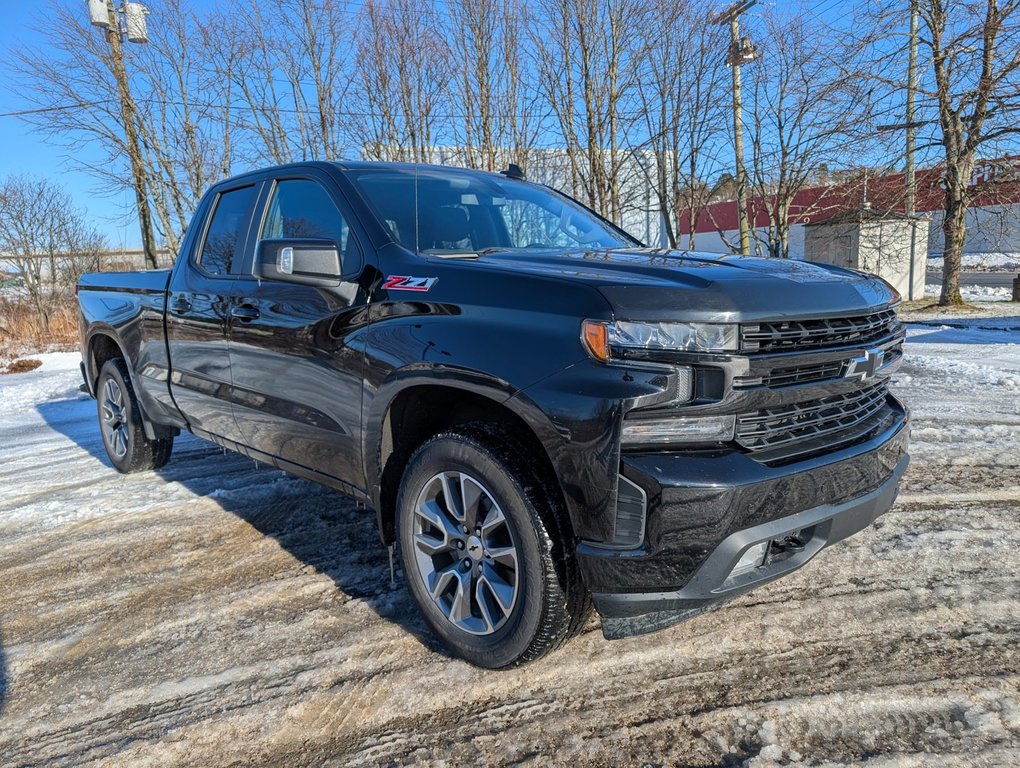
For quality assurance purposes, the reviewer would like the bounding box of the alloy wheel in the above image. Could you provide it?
[411,471,520,635]
[100,377,130,459]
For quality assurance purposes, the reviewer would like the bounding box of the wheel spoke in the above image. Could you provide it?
[460,474,484,528]
[413,532,447,556]
[448,568,473,624]
[428,564,457,600]
[112,428,128,458]
[439,472,465,522]
[415,498,461,546]
[480,505,507,538]
[475,579,499,633]
[479,564,515,616]
[486,545,518,569]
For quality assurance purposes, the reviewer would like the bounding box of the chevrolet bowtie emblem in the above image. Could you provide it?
[845,348,886,381]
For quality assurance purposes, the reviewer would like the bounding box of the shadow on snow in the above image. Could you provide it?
[36,396,449,662]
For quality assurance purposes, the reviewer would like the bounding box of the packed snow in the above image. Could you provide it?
[924,283,1013,301]
[927,252,1020,272]
[0,315,1018,766]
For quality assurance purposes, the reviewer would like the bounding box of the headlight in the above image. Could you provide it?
[582,319,738,361]
[621,415,735,446]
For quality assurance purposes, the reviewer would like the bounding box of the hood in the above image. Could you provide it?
[460,248,899,322]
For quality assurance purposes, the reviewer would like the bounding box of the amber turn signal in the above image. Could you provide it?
[581,320,610,363]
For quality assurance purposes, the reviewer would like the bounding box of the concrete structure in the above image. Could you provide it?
[803,207,928,300]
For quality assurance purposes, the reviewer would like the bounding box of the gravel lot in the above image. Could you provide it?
[0,312,1018,767]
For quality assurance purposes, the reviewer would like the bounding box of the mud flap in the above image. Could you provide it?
[600,599,734,640]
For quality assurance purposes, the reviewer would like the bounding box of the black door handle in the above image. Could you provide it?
[170,296,192,314]
[230,305,260,321]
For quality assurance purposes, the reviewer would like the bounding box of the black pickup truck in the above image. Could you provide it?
[77,161,909,668]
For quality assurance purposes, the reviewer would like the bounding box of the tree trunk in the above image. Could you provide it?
[939,186,966,305]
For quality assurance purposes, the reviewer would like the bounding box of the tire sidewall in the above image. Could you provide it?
[397,434,549,668]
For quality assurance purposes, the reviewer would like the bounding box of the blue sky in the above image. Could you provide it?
[0,0,890,252]
[0,2,140,249]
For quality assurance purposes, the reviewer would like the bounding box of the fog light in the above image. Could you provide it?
[730,541,769,577]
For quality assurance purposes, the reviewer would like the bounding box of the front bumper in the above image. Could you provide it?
[580,399,909,633]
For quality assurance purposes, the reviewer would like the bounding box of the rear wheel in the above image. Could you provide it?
[397,425,590,668]
[96,358,173,473]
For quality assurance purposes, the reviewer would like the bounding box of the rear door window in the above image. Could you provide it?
[198,185,257,276]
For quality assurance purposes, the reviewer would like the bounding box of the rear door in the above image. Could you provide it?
[166,182,259,442]
[226,170,372,492]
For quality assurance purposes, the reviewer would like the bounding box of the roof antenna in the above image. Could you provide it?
[500,163,526,181]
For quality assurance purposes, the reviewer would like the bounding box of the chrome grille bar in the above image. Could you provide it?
[741,308,900,353]
[736,383,889,452]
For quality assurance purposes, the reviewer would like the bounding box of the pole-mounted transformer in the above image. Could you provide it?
[87,0,109,27]
[123,3,149,44]
[85,1,149,44]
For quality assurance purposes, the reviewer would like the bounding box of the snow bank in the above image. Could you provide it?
[924,283,1013,301]
[928,252,1020,271]
[0,351,83,413]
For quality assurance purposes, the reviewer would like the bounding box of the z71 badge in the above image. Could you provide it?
[382,275,439,292]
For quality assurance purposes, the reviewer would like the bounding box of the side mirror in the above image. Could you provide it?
[256,239,342,287]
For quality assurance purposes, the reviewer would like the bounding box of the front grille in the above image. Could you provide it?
[736,383,889,454]
[741,308,899,353]
[735,360,846,389]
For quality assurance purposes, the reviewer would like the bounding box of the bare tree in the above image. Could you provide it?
[914,0,1020,305]
[208,0,356,166]
[744,6,878,259]
[532,0,647,222]
[0,176,106,334]
[635,0,728,248]
[13,1,235,258]
[352,0,452,162]
[447,0,540,171]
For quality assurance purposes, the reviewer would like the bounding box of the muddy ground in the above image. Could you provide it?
[0,320,1017,767]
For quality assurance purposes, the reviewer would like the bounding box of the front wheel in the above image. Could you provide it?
[397,426,590,668]
[96,358,173,473]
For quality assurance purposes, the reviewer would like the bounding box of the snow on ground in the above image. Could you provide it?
[927,252,1020,272]
[924,283,1013,301]
[0,318,1018,767]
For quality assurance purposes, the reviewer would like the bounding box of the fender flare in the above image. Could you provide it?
[84,328,170,442]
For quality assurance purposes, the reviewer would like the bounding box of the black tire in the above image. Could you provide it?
[96,358,173,473]
[397,424,591,668]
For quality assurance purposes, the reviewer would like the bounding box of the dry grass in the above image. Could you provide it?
[0,296,79,366]
[4,358,42,374]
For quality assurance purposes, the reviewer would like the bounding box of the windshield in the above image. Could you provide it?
[345,166,640,255]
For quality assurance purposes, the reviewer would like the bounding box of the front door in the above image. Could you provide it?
[226,175,371,492]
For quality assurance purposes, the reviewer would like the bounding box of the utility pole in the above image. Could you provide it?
[715,1,760,256]
[875,1,928,299]
[88,1,157,269]
[905,0,919,218]
[905,0,919,299]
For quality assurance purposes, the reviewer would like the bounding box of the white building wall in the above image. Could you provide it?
[700,202,1020,259]
[925,203,1020,254]
[682,224,808,259]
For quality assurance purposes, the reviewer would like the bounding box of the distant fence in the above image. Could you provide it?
[0,249,176,280]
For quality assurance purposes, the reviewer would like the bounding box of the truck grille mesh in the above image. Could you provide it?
[735,383,889,453]
[741,308,899,353]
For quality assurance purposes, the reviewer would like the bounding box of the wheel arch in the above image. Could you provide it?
[86,329,173,441]
[368,379,573,549]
